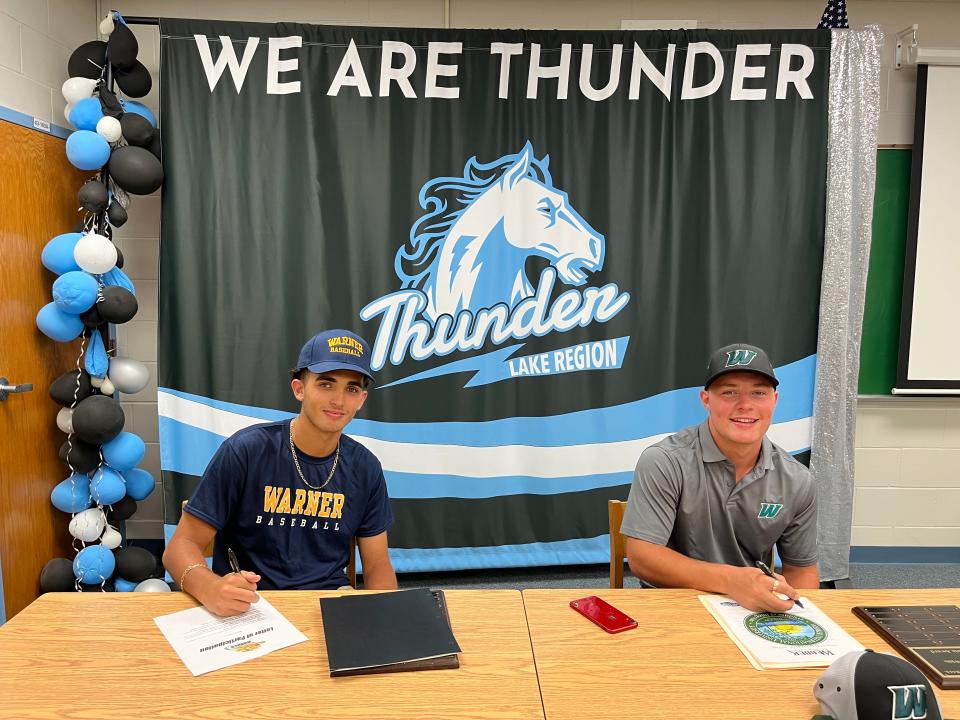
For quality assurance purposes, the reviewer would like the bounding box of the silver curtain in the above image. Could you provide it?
[811,26,883,582]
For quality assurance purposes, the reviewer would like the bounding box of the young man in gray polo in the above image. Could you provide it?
[621,343,818,611]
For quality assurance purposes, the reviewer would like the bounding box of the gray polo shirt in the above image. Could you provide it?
[621,421,817,569]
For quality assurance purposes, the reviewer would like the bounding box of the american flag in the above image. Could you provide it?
[818,0,849,28]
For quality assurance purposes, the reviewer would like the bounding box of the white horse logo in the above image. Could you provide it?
[395,142,605,322]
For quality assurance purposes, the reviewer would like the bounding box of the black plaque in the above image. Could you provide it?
[853,605,960,689]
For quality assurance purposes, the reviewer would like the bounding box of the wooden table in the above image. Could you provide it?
[0,590,545,720]
[523,588,960,720]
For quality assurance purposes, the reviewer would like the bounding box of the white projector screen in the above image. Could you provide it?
[895,64,960,395]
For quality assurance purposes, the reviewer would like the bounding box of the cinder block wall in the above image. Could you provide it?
[9,0,960,549]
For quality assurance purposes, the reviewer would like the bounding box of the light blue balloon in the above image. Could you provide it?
[114,577,137,592]
[68,98,104,131]
[90,466,126,505]
[102,432,145,471]
[101,267,136,294]
[85,330,109,378]
[41,233,83,275]
[123,467,155,501]
[73,544,116,584]
[52,271,98,314]
[65,130,110,171]
[120,100,156,127]
[50,473,92,513]
[36,302,84,341]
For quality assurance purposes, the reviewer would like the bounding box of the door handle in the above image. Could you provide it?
[0,377,33,401]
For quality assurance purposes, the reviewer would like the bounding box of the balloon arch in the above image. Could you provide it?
[36,11,168,594]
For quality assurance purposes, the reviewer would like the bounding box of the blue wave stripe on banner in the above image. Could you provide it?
[160,526,610,573]
[159,353,815,449]
[160,388,293,422]
[159,411,634,496]
[384,470,633,499]
[386,535,610,571]
[159,418,228,477]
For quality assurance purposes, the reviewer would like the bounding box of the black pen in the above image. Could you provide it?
[756,560,804,609]
[227,547,242,575]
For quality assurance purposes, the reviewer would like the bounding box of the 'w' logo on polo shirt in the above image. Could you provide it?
[757,503,783,519]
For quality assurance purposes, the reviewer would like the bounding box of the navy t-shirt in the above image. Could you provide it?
[186,419,392,590]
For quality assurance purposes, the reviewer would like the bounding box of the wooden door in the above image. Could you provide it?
[0,119,88,620]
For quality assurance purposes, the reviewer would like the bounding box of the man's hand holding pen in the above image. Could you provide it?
[722,563,801,613]
[195,548,261,617]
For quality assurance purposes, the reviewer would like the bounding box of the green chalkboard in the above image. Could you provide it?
[858,149,911,395]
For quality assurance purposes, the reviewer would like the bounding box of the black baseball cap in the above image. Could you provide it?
[813,650,942,720]
[704,343,778,389]
[295,329,375,384]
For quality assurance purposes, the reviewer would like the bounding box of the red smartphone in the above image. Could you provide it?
[569,596,638,633]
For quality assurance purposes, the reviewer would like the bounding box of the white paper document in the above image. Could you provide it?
[154,596,308,676]
[699,594,864,670]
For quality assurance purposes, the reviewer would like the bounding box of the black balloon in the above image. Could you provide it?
[59,438,100,473]
[107,201,128,228]
[50,368,93,406]
[107,22,138,70]
[119,113,153,147]
[78,180,109,213]
[68,40,107,79]
[78,581,115,592]
[115,245,125,269]
[40,558,75,593]
[108,495,137,522]
[147,129,161,161]
[98,84,123,118]
[115,61,152,98]
[72,394,124,444]
[108,146,164,195]
[79,302,105,329]
[98,286,138,324]
[114,546,157,583]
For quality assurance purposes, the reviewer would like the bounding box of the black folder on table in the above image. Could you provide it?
[319,588,461,676]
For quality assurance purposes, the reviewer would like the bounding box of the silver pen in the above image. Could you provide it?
[227,547,242,575]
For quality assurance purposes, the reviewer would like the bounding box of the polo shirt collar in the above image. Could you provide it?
[698,421,727,462]
[759,434,774,471]
[698,420,775,470]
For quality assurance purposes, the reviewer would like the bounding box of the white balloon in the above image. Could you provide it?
[68,507,106,543]
[108,357,150,394]
[99,378,116,396]
[99,13,115,36]
[134,578,171,592]
[73,232,117,274]
[61,77,97,105]
[63,103,75,125]
[56,407,74,434]
[95,116,122,143]
[100,525,122,549]
[89,375,104,388]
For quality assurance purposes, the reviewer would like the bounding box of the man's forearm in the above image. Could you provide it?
[781,563,819,589]
[163,538,216,601]
[360,562,398,590]
[627,538,733,594]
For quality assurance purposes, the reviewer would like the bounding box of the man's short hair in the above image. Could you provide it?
[289,367,371,389]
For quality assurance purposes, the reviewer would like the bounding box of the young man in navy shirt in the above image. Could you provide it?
[163,329,397,616]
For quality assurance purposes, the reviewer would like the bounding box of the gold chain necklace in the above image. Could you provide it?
[289,419,340,491]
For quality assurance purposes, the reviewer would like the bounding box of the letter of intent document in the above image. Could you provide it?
[154,596,307,675]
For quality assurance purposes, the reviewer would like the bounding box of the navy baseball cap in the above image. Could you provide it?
[704,343,778,389]
[295,329,375,384]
